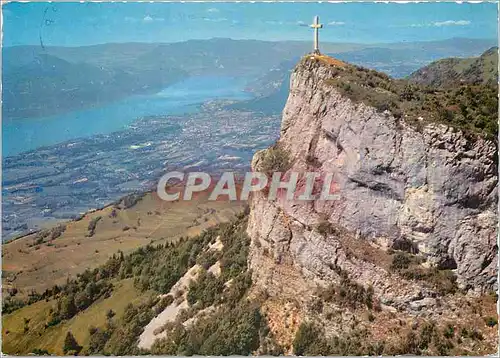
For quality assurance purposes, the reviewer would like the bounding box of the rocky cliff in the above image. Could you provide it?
[247,55,497,318]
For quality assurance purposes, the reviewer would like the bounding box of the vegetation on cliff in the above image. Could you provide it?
[308,48,498,140]
[292,318,491,356]
[149,214,275,356]
[257,144,292,177]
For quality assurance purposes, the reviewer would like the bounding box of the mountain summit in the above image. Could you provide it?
[246,54,497,352]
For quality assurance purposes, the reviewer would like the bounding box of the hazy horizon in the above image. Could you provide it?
[3,36,498,49]
[3,2,497,47]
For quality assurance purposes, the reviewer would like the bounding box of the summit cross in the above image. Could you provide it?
[310,16,323,54]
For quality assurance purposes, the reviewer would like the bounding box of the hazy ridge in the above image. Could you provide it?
[3,37,496,119]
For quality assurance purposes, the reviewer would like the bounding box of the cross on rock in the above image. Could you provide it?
[310,16,323,55]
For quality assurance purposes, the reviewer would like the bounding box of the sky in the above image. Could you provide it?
[2,1,498,47]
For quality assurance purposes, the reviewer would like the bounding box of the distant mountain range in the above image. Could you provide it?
[2,37,496,119]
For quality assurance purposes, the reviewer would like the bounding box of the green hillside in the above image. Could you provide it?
[2,212,274,356]
[408,47,498,87]
[313,49,497,140]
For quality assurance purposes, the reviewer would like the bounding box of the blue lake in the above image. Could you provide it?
[2,76,252,157]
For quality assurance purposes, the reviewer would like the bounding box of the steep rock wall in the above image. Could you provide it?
[247,57,497,303]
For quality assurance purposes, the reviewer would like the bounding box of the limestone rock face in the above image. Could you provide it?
[247,58,498,302]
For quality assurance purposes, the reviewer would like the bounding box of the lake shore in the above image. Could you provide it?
[2,105,280,242]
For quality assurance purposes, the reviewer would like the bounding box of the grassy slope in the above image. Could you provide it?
[2,185,246,355]
[408,47,498,87]
[3,212,258,356]
[3,191,244,299]
[311,51,498,140]
[2,208,498,356]
[2,279,148,355]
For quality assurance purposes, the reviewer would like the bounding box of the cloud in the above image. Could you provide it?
[207,8,220,13]
[327,21,345,26]
[409,20,471,28]
[266,20,285,25]
[145,15,165,22]
[433,20,471,27]
[202,17,228,23]
[125,15,164,23]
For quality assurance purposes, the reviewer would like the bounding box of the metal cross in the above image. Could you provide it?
[310,16,323,54]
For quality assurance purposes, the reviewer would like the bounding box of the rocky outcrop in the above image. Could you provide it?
[247,56,497,306]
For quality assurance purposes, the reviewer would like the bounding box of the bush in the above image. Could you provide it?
[63,331,82,355]
[155,295,174,315]
[86,327,111,355]
[106,309,116,320]
[316,220,333,236]
[293,322,329,355]
[388,320,457,355]
[87,216,102,237]
[460,327,484,341]
[122,193,144,209]
[401,267,457,295]
[2,297,27,314]
[315,220,344,237]
[390,252,412,270]
[51,224,66,240]
[418,322,436,351]
[292,320,385,356]
[443,324,455,338]
[187,269,224,308]
[306,154,322,168]
[104,299,156,355]
[34,230,50,245]
[197,250,219,270]
[318,269,374,309]
[485,316,498,327]
[259,145,292,176]
[390,252,457,295]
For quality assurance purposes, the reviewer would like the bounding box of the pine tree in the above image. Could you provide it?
[106,309,115,320]
[60,295,77,319]
[63,331,82,355]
